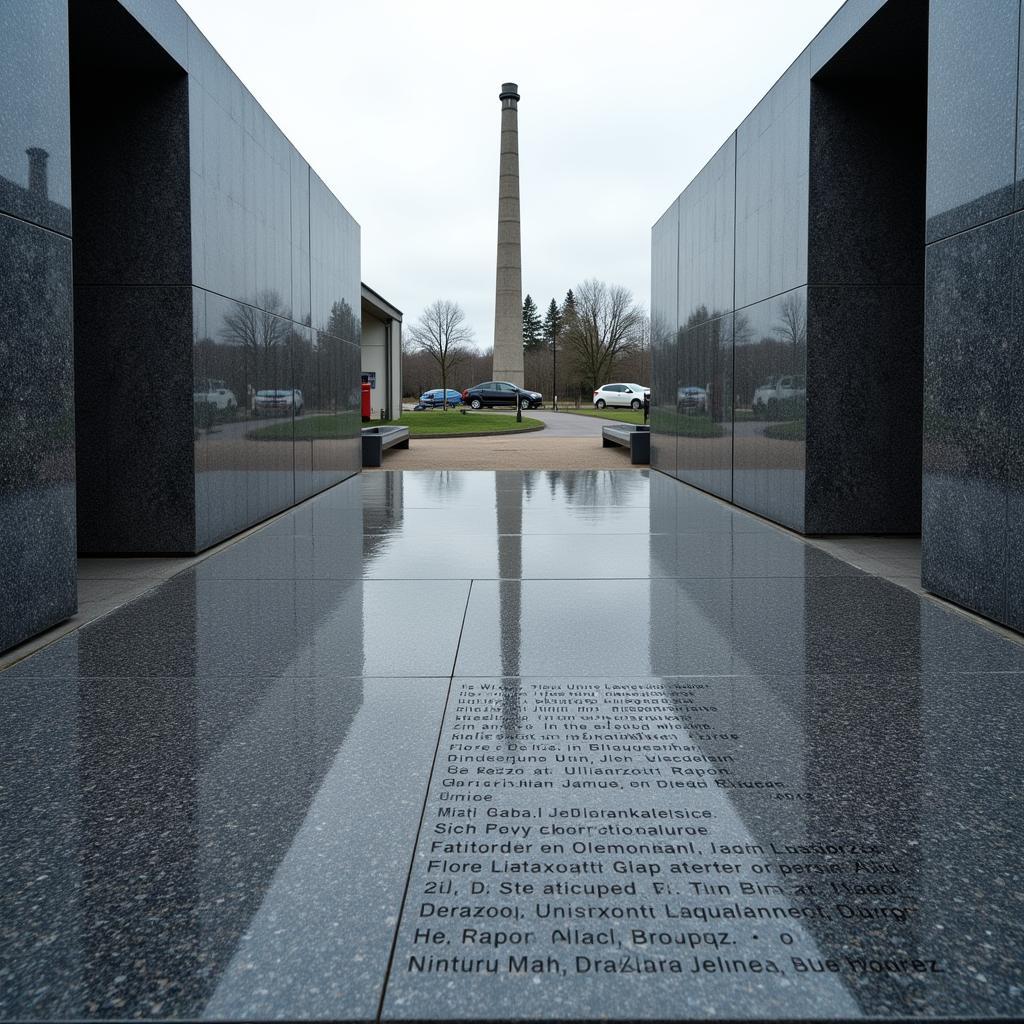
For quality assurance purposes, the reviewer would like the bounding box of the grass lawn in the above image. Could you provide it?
[381,411,543,436]
[649,410,726,438]
[254,411,543,440]
[253,413,360,441]
[560,407,646,425]
[764,420,806,441]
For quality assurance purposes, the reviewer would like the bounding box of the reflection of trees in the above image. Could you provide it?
[732,293,807,415]
[536,469,642,508]
[774,292,807,348]
[676,306,731,425]
[220,290,291,375]
[193,296,358,419]
[322,300,358,344]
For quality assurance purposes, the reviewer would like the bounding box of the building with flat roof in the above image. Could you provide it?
[360,284,403,421]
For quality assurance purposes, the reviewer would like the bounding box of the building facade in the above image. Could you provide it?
[651,0,1023,633]
[1,0,363,652]
[360,284,403,422]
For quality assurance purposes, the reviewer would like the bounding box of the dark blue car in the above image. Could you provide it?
[415,388,463,409]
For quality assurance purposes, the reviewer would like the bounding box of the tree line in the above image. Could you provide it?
[403,280,650,405]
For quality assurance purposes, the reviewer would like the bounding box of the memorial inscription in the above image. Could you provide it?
[384,677,1018,1020]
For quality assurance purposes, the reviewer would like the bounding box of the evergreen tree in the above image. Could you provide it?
[542,298,562,348]
[562,288,577,326]
[522,294,542,350]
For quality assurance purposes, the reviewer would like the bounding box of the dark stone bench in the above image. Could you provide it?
[361,425,410,467]
[602,424,650,465]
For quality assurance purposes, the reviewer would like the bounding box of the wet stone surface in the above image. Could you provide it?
[385,676,1024,1021]
[2,470,1023,1022]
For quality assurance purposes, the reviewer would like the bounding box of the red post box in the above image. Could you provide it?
[361,381,372,421]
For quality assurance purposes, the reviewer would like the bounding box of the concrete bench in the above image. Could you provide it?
[602,424,650,465]
[361,425,410,467]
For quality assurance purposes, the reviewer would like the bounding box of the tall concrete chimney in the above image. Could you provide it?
[492,83,524,388]
[26,147,49,199]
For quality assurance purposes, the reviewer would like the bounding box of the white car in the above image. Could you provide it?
[752,375,806,418]
[253,388,304,417]
[593,382,650,410]
[676,386,708,413]
[193,380,237,411]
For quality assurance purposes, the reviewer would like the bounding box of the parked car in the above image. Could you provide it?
[593,382,650,410]
[752,375,806,418]
[415,388,463,409]
[193,379,237,411]
[676,385,708,413]
[253,388,304,416]
[461,381,543,410]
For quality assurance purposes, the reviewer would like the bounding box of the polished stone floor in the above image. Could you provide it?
[1,470,1022,1021]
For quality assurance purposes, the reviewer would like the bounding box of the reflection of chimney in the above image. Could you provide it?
[26,147,49,199]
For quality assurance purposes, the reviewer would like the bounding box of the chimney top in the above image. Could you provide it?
[499,83,520,103]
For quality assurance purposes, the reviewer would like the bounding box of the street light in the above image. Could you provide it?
[552,328,558,411]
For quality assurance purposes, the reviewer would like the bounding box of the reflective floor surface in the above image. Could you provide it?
[2,471,1022,1022]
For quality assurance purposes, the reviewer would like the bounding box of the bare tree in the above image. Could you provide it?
[773,291,807,348]
[406,300,475,409]
[221,291,291,361]
[562,279,647,393]
[615,314,651,385]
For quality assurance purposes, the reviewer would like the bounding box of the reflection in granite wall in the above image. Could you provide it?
[0,0,76,651]
[652,0,930,538]
[734,56,810,311]
[67,0,360,556]
[925,0,1019,242]
[649,201,678,476]
[678,313,733,501]
[733,290,807,531]
[922,0,1024,632]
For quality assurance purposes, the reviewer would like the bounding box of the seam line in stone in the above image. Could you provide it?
[374,578,474,1021]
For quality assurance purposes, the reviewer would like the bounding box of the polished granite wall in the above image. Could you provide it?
[652,0,927,536]
[0,0,76,651]
[72,0,361,556]
[921,0,1024,632]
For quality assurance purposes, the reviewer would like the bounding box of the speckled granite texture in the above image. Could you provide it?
[2,470,1023,1022]
[651,0,1024,634]
[921,0,1024,633]
[0,0,76,652]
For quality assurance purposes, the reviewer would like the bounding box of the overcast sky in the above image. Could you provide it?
[178,0,844,349]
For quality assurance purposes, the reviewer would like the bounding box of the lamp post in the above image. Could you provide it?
[552,329,557,411]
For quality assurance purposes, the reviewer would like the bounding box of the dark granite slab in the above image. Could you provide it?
[384,674,1024,1020]
[366,470,652,511]
[922,216,1014,625]
[0,213,76,653]
[3,469,1024,1022]
[189,529,863,583]
[0,675,447,1021]
[453,576,1024,678]
[5,575,471,679]
[925,0,1019,242]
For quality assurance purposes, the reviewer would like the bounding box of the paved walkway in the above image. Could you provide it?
[370,410,642,470]
[2,470,1023,1021]
[523,408,611,436]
